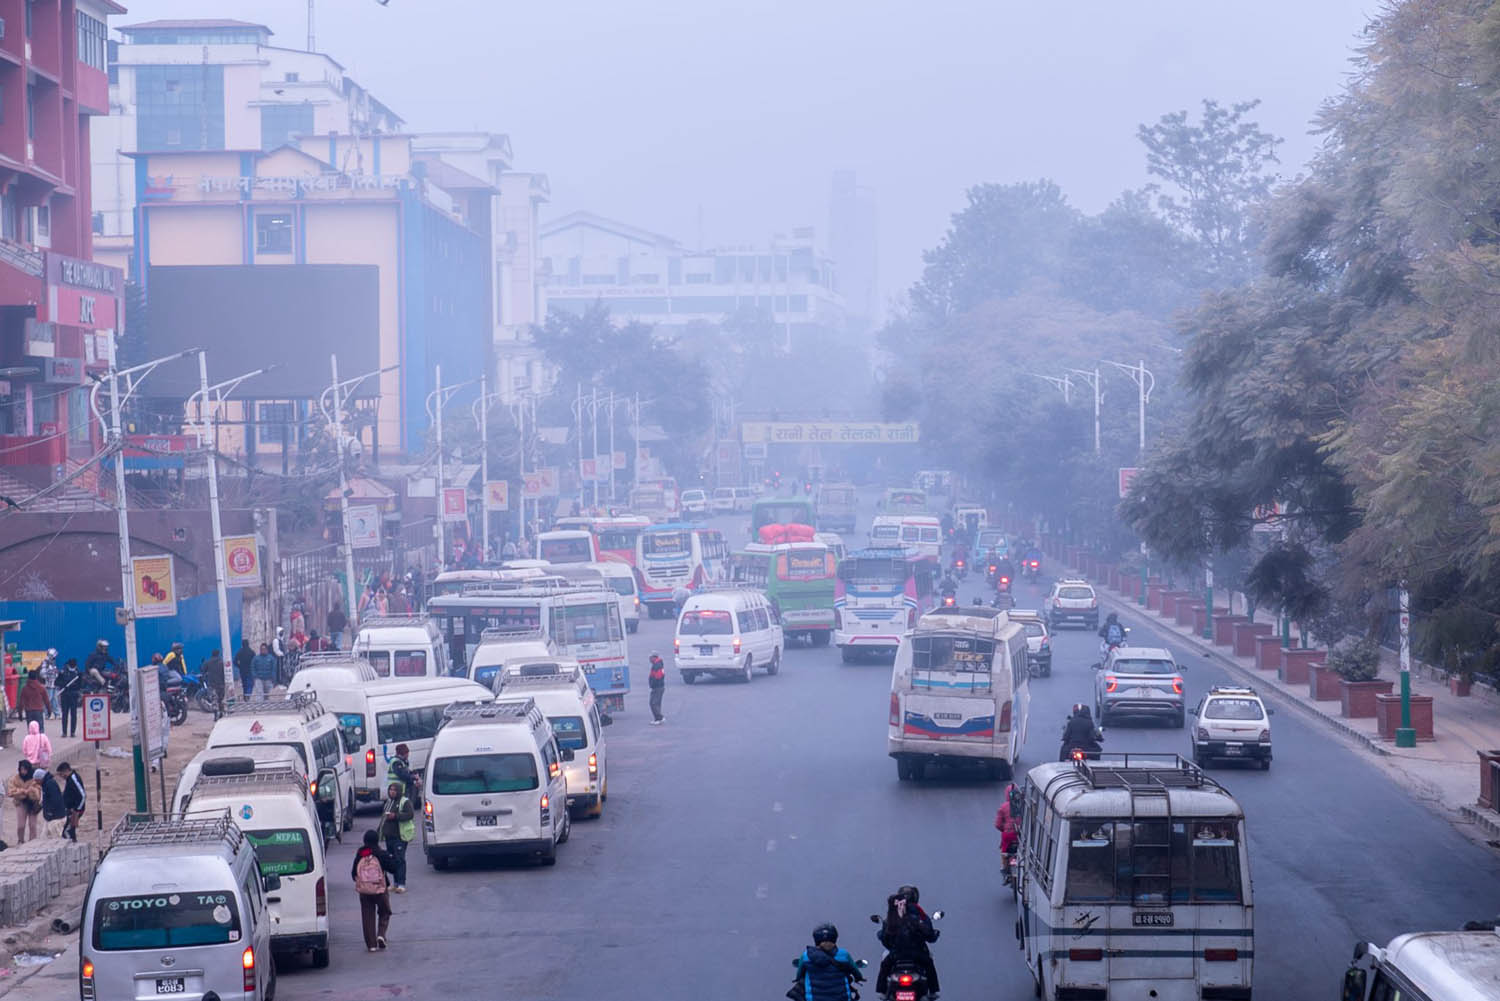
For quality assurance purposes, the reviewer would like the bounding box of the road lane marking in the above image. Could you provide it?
[766,839,777,853]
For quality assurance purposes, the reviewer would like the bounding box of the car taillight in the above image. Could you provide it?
[588,752,598,777]
[365,748,376,778]
[674,637,680,655]
[733,637,741,654]
[890,694,900,726]
[1259,729,1271,743]
[1069,948,1104,961]
[243,946,256,993]
[988,564,997,573]
[315,876,327,917]
[540,794,551,826]
[1000,576,1010,585]
[549,760,560,779]
[999,700,1012,731]
[1196,727,1209,741]
[1173,677,1183,694]
[1105,676,1118,692]
[1204,948,1239,962]
[1040,637,1050,649]
[1089,598,1098,608]
[424,800,433,817]
[1030,560,1039,568]
[308,778,318,796]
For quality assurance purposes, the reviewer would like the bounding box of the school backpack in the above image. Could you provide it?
[354,852,385,895]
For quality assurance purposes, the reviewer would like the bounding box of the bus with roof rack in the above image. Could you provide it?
[1016,754,1253,1001]
[833,545,937,663]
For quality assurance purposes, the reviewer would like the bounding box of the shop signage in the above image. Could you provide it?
[43,357,84,384]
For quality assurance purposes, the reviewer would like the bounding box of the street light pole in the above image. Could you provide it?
[1104,358,1155,453]
[424,367,484,567]
[1396,582,1416,747]
[1066,368,1101,455]
[608,390,617,505]
[1027,371,1072,405]
[478,374,489,559]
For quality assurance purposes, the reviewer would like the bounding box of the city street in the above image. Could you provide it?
[140,509,1500,1001]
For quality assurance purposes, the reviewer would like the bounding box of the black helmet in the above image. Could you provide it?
[1106,611,1119,622]
[897,884,920,904]
[811,922,839,945]
[972,597,983,605]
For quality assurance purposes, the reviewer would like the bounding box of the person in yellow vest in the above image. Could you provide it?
[379,781,415,893]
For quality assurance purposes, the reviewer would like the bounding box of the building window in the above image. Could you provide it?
[24,0,32,40]
[135,65,226,151]
[77,12,108,72]
[255,213,294,255]
[91,211,104,235]
[34,204,49,240]
[685,273,712,284]
[1,190,16,241]
[165,127,180,146]
[254,402,297,446]
[260,102,314,150]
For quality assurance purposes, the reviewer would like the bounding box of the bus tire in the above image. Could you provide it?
[766,649,780,676]
[909,758,926,781]
[896,757,911,781]
[742,656,755,683]
[840,647,856,664]
[812,631,830,647]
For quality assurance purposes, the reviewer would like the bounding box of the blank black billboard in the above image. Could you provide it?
[143,265,381,398]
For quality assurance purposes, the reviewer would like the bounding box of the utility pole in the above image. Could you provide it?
[425,367,483,567]
[1395,581,1415,747]
[91,343,199,812]
[608,390,617,505]
[590,386,601,510]
[191,357,277,706]
[573,383,585,512]
[1065,368,1101,455]
[632,393,641,500]
[471,377,504,560]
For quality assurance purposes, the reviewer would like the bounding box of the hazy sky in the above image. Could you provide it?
[118,1,1376,313]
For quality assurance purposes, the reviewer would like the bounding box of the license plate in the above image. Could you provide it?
[896,993,916,1001]
[697,645,713,655]
[475,815,497,827]
[1133,911,1175,927]
[1224,744,1244,756]
[155,978,186,994]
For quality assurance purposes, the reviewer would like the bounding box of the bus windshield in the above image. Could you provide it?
[820,487,856,506]
[1064,819,1242,904]
[540,536,594,563]
[839,557,906,585]
[597,529,640,552]
[642,531,690,557]
[552,602,620,644]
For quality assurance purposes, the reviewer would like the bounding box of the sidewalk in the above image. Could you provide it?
[1090,577,1500,843]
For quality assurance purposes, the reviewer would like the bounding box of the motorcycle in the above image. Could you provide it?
[869,911,944,1001]
[1059,721,1104,762]
[85,669,130,714]
[179,667,219,714]
[940,592,957,608]
[953,558,967,580]
[161,679,190,727]
[1022,558,1041,580]
[993,575,1014,609]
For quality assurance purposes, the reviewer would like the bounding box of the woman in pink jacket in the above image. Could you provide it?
[21,721,51,768]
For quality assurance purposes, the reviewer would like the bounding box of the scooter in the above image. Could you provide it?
[1022,558,1041,580]
[993,575,1014,609]
[953,558,967,580]
[1059,725,1104,762]
[869,911,944,1001]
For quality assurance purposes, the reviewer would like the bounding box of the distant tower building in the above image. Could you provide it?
[829,170,877,330]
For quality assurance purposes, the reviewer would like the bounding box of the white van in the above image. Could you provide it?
[421,698,572,868]
[898,515,943,561]
[308,676,492,804]
[352,615,450,678]
[537,529,599,565]
[496,662,612,818]
[466,628,559,689]
[179,763,330,967]
[680,488,708,518]
[80,813,277,1001]
[673,588,785,684]
[205,697,356,837]
[814,532,847,564]
[287,652,382,695]
[173,745,308,814]
[869,514,903,546]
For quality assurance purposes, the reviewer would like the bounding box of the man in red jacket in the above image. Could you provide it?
[648,653,666,725]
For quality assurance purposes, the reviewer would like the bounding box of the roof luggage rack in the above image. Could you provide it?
[294,651,372,668]
[479,627,547,643]
[441,697,539,724]
[357,614,430,629]
[186,763,308,799]
[110,810,244,852]
[498,663,585,688]
[219,692,324,718]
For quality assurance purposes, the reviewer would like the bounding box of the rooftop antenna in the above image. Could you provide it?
[696,203,704,252]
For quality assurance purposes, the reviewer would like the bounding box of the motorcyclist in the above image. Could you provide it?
[84,640,115,687]
[790,922,864,1001]
[1059,704,1103,761]
[938,573,958,602]
[995,783,1022,883]
[877,885,940,997]
[993,556,1016,588]
[1098,612,1127,648]
[162,642,186,686]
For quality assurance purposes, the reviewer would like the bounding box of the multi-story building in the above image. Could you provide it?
[129,132,493,462]
[829,170,877,329]
[91,18,404,272]
[539,211,846,340]
[410,132,552,403]
[0,0,126,483]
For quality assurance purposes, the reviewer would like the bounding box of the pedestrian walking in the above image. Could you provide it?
[648,653,667,725]
[6,760,41,844]
[352,829,396,952]
[17,669,49,733]
[502,535,518,560]
[327,603,348,651]
[34,766,65,838]
[671,584,691,620]
[251,643,277,701]
[271,627,288,684]
[39,649,58,719]
[56,659,82,738]
[379,781,415,893]
[56,762,84,841]
[233,640,255,699]
[21,721,52,768]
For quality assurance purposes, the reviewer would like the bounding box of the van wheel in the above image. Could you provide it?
[742,656,754,683]
[310,946,330,969]
[896,757,911,781]
[680,671,696,685]
[558,811,572,845]
[766,649,780,676]
[840,647,856,664]
[266,966,278,1001]
[541,841,558,866]
[344,794,355,831]
[909,758,927,781]
[430,853,449,871]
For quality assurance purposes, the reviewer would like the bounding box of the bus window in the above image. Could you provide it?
[1186,822,1241,902]
[643,531,690,556]
[680,610,732,634]
[551,603,621,644]
[1065,821,1116,902]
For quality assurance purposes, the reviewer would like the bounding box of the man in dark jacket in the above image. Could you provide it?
[250,643,277,700]
[791,923,863,1001]
[327,604,348,650]
[55,762,85,841]
[647,653,666,725]
[55,660,84,738]
[34,766,66,838]
[233,640,255,699]
[83,640,115,682]
[201,648,226,713]
[1059,705,1103,761]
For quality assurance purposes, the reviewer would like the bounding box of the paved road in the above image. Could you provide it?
[29,501,1500,1000]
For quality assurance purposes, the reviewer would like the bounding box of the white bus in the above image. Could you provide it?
[1017,754,1253,1001]
[537,529,599,565]
[888,606,1030,781]
[635,524,730,618]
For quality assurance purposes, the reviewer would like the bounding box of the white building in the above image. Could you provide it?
[410,133,552,403]
[539,211,847,338]
[90,18,404,272]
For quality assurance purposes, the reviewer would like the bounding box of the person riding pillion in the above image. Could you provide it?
[877,885,941,997]
[789,923,864,1001]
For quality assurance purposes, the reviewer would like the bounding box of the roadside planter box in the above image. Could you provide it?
[1341,679,1395,719]
[1254,635,1283,673]
[1376,693,1434,741]
[1279,648,1324,686]
[1146,583,1167,611]
[1308,662,1342,701]
[1477,750,1500,810]
[1451,676,1473,697]
[1160,591,1183,617]
[1213,614,1249,647]
[1233,622,1273,658]
[1176,601,1201,628]
[1192,605,1210,636]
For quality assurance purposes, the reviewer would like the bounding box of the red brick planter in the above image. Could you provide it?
[1376,693,1434,741]
[1478,750,1500,810]
[1146,584,1167,611]
[1213,614,1249,647]
[1279,648,1324,685]
[1340,679,1395,719]
[1175,601,1201,628]
[1161,591,1187,617]
[1120,574,1137,599]
[1233,621,1273,658]
[1192,605,1209,636]
[1308,662,1342,701]
[1451,677,1473,697]
[1254,635,1283,672]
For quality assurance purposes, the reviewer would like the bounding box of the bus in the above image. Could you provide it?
[815,482,858,534]
[888,606,1030,781]
[427,584,631,711]
[1017,755,1253,1001]
[429,567,549,598]
[635,524,730,617]
[553,514,651,567]
[537,529,599,565]
[729,542,837,645]
[881,487,928,514]
[750,496,817,539]
[833,546,937,662]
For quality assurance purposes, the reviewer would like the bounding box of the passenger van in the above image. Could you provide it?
[1017,754,1252,1001]
[288,652,382,694]
[179,762,330,967]
[869,515,903,546]
[898,515,943,560]
[173,745,307,814]
[80,812,278,1001]
[306,676,492,804]
[422,698,572,868]
[352,614,450,678]
[496,662,612,818]
[205,696,356,836]
[1344,928,1500,1001]
[673,588,785,684]
[888,607,1030,781]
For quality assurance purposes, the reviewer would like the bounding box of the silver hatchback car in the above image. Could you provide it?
[1093,645,1186,726]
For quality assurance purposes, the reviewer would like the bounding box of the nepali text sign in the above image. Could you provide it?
[82,694,111,741]
[223,535,261,588]
[740,422,920,445]
[1118,467,1140,499]
[130,555,177,618]
[484,480,509,511]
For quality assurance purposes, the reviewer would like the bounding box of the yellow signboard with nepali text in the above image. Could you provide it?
[130,555,177,618]
[740,422,920,445]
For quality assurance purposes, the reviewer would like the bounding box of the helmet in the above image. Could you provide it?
[98,639,109,648]
[897,884,920,905]
[811,923,839,945]
[1106,612,1118,622]
[1072,703,1086,716]
[46,648,56,658]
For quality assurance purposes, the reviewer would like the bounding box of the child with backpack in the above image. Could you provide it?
[352,829,398,952]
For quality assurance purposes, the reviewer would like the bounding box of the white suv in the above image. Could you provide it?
[680,488,708,518]
[1045,578,1099,629]
[1093,646,1185,726]
[1190,686,1273,770]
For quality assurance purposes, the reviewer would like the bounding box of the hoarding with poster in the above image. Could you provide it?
[347,504,382,550]
[522,467,559,499]
[1118,467,1140,499]
[223,534,261,588]
[441,487,468,522]
[484,480,509,511]
[130,555,177,618]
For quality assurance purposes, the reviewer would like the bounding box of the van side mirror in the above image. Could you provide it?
[599,713,614,727]
[316,770,337,802]
[560,748,575,762]
[1341,967,1368,1001]
[261,873,282,892]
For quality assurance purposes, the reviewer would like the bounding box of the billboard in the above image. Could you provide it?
[130,555,176,618]
[441,487,469,522]
[347,505,382,549]
[740,422,919,445]
[484,481,509,511]
[223,535,261,588]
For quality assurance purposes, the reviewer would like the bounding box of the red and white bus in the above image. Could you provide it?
[552,515,651,568]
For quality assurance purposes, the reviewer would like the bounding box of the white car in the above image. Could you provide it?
[1190,685,1273,769]
[680,488,708,518]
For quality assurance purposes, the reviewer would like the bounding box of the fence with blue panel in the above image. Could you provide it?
[0,590,244,670]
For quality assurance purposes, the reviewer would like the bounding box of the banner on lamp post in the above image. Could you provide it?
[441,487,469,522]
[522,467,560,499]
[222,535,261,588]
[130,555,177,618]
[484,480,509,511]
[347,504,382,550]
[612,450,627,470]
[1118,467,1140,499]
